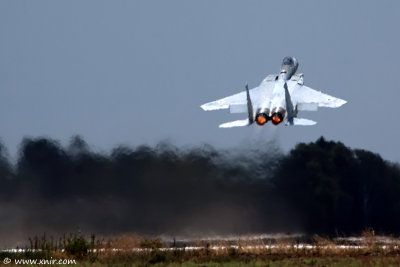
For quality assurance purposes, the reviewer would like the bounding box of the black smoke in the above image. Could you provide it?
[1,136,400,246]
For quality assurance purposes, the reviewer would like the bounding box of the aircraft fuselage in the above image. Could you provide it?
[200,56,346,128]
[255,56,298,125]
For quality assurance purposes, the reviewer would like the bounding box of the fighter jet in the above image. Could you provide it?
[201,56,346,128]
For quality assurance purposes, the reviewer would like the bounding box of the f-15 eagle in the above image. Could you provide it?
[201,56,347,128]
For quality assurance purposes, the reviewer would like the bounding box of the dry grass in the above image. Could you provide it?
[4,232,400,266]
[107,234,141,250]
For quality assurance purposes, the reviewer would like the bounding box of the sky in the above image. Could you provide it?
[0,1,399,162]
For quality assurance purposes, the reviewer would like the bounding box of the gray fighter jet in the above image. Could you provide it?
[201,57,347,127]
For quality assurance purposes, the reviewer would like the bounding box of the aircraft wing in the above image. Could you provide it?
[200,86,262,112]
[201,75,276,113]
[291,85,347,110]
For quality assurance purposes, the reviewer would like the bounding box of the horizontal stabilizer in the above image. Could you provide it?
[201,102,229,111]
[292,118,317,126]
[219,119,250,128]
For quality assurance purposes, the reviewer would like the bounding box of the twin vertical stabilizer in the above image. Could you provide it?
[218,84,255,128]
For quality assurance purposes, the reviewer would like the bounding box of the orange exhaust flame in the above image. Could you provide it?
[272,115,281,125]
[256,116,267,125]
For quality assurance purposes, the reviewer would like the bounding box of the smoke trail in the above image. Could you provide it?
[1,136,400,247]
[0,136,297,247]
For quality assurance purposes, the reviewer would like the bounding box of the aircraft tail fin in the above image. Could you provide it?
[218,84,255,128]
[291,118,317,126]
[219,119,250,128]
[245,84,254,123]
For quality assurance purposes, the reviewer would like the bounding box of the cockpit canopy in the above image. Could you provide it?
[280,56,298,80]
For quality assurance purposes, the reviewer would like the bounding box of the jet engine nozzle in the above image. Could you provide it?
[255,113,269,126]
[271,112,284,125]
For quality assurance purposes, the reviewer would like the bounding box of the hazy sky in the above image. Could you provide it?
[0,1,399,162]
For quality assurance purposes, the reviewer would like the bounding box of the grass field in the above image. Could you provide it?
[3,252,400,266]
[2,231,400,266]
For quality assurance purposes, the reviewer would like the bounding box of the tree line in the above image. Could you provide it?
[0,136,399,237]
